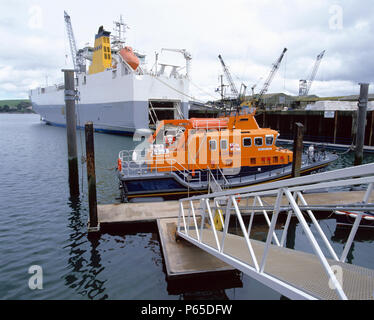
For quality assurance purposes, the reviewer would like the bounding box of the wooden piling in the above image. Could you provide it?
[63,69,79,197]
[354,83,369,166]
[333,111,338,144]
[85,122,99,232]
[291,122,304,178]
[369,111,374,147]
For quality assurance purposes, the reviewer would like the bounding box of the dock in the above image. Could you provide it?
[96,190,373,280]
[98,201,237,278]
[176,163,374,300]
[95,163,374,300]
[97,191,373,225]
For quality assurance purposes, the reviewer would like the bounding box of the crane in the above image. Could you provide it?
[251,77,263,96]
[255,48,287,107]
[299,50,326,96]
[218,54,239,99]
[160,48,192,77]
[64,11,85,72]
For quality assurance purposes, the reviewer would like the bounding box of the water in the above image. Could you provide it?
[1,114,374,300]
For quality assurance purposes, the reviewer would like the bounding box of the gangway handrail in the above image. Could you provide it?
[177,165,374,300]
[185,163,374,201]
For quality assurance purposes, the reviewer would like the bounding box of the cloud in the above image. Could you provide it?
[1,0,373,100]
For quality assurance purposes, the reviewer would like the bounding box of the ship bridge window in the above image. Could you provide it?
[265,135,274,146]
[254,137,263,146]
[209,140,217,151]
[220,139,228,150]
[243,137,252,147]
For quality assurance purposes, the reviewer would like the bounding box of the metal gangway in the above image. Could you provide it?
[177,163,374,300]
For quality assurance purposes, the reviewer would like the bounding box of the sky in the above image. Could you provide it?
[0,0,373,101]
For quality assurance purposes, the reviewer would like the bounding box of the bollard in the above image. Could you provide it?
[354,83,369,166]
[291,122,304,178]
[85,122,99,232]
[63,69,79,197]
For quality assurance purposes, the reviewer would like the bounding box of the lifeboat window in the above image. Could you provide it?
[243,137,252,147]
[220,139,228,150]
[265,135,274,146]
[254,137,263,146]
[209,140,217,151]
[250,158,256,165]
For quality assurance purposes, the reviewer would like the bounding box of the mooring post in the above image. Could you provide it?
[292,122,304,178]
[85,122,99,232]
[333,111,338,144]
[63,69,79,197]
[354,83,369,166]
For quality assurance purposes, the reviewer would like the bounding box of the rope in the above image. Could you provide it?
[152,74,215,107]
[189,80,221,100]
[334,144,355,155]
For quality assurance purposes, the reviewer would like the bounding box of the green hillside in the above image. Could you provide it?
[0,99,34,113]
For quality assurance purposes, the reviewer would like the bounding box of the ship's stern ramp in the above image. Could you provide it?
[177,163,374,300]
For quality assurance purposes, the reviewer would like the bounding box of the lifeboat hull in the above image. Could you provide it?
[120,47,139,70]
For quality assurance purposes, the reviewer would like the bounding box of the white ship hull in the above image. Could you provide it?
[30,66,190,134]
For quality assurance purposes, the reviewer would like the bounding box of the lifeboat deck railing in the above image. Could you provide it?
[177,163,374,300]
[119,150,203,185]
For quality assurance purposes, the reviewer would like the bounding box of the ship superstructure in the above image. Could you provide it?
[29,12,191,134]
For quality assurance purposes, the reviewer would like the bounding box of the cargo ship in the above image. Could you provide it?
[29,13,191,134]
[117,103,338,202]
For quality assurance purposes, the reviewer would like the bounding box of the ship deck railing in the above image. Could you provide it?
[176,163,374,300]
[118,148,334,188]
[119,149,203,184]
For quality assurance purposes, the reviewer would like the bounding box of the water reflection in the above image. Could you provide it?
[63,195,108,299]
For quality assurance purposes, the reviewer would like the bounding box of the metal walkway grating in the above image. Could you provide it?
[185,228,374,300]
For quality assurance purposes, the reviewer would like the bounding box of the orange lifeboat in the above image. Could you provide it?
[120,46,139,70]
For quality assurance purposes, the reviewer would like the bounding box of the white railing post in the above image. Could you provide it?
[179,201,187,234]
[260,188,283,273]
[256,196,280,246]
[205,199,221,251]
[297,191,339,261]
[232,196,260,271]
[214,198,225,228]
[189,200,200,241]
[220,197,232,253]
[280,210,293,247]
[199,198,206,242]
[177,200,182,233]
[284,189,348,300]
[363,182,373,203]
[340,182,373,263]
[247,197,257,236]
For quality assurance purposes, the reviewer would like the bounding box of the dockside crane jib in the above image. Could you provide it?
[254,48,288,109]
[299,50,326,97]
[64,11,85,73]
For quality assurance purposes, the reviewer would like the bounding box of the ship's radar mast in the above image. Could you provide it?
[111,15,129,50]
